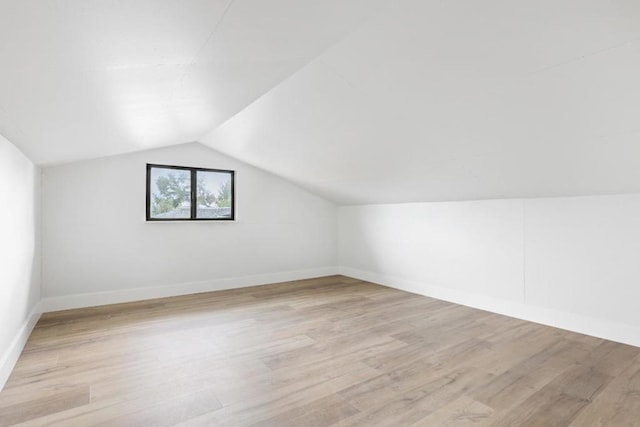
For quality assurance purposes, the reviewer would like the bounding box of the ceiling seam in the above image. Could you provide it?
[527,35,640,77]
[169,0,237,107]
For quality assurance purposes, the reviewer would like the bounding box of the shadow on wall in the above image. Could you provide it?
[20,164,42,319]
[0,146,42,370]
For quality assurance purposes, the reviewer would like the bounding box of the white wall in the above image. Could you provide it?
[42,143,338,310]
[339,194,640,347]
[0,134,42,389]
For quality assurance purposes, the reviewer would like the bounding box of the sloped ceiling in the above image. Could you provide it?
[202,0,640,204]
[0,0,386,165]
[3,1,640,204]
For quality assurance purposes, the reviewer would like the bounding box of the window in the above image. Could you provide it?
[146,164,235,221]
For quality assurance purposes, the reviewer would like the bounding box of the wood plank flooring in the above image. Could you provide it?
[1,275,639,426]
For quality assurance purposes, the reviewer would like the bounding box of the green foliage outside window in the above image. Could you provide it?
[151,172,232,215]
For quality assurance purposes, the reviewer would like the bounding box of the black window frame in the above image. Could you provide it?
[146,163,235,221]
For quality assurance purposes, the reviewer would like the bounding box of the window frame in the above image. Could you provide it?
[146,163,235,222]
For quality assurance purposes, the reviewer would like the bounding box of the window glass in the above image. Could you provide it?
[146,164,235,221]
[149,167,192,219]
[196,170,233,219]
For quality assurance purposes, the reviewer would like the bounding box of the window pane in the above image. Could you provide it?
[196,170,233,219]
[149,167,191,219]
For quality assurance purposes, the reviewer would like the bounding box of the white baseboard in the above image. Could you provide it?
[41,267,340,313]
[340,266,640,348]
[0,303,42,391]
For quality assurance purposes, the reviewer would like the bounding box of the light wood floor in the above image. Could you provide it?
[1,276,640,426]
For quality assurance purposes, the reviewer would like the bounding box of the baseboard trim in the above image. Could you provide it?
[0,303,42,391]
[41,266,340,313]
[340,266,640,348]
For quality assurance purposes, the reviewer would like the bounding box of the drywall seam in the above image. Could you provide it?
[340,267,640,348]
[41,267,339,312]
[39,168,44,308]
[0,303,42,391]
[522,199,527,304]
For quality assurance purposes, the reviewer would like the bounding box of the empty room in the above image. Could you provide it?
[1,0,640,425]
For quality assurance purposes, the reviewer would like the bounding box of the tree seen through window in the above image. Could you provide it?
[146,164,234,221]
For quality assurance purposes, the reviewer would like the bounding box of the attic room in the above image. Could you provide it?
[1,0,640,425]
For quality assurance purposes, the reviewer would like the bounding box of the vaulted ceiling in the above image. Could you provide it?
[0,0,386,164]
[3,1,640,204]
